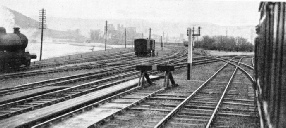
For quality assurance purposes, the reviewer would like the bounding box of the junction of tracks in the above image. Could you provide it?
[0,46,259,128]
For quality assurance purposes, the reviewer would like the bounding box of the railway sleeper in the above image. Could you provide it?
[172,117,208,122]
[223,101,254,106]
[178,111,213,117]
[184,105,215,110]
[191,97,219,101]
[217,112,258,117]
[188,101,218,105]
[219,108,256,114]
[149,96,186,101]
[168,122,205,127]
[142,102,178,107]
[224,98,254,102]
[130,107,172,112]
[154,94,188,98]
[122,95,149,99]
[181,108,213,114]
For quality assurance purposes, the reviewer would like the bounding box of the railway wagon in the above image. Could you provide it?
[134,38,155,57]
[255,2,286,127]
[0,27,36,71]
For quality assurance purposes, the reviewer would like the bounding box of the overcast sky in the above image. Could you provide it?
[1,0,260,26]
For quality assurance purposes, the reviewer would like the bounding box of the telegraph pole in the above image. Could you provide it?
[39,8,46,61]
[187,27,201,80]
[105,21,107,51]
[125,28,126,48]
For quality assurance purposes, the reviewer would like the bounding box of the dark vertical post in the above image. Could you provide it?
[105,21,107,51]
[187,63,191,80]
[39,8,46,61]
[40,11,44,61]
[125,28,126,48]
[161,36,163,50]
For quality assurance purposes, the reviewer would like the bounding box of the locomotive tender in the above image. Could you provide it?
[0,27,36,71]
[255,2,286,127]
[134,38,155,57]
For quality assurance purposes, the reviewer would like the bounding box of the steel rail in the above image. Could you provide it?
[0,49,187,119]
[212,57,255,84]
[0,56,158,96]
[30,86,144,128]
[0,71,140,119]
[251,57,254,67]
[0,50,183,96]
[0,54,134,80]
[24,52,219,128]
[205,58,242,128]
[11,50,134,73]
[216,56,254,70]
[153,58,233,128]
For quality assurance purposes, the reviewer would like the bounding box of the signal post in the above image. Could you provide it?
[187,27,201,80]
[187,28,192,80]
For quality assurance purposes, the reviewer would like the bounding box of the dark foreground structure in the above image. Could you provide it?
[134,38,155,57]
[255,2,286,128]
[0,27,36,71]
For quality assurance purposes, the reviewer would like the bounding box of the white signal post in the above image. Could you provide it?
[187,28,193,80]
[187,27,201,80]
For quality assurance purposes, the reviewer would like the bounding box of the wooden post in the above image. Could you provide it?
[39,8,46,61]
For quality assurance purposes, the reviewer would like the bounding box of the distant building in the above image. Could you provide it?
[117,24,124,32]
[107,24,115,31]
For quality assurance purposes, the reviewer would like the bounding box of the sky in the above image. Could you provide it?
[0,0,261,26]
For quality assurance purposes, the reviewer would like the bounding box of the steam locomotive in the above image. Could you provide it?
[0,27,36,71]
[134,38,155,57]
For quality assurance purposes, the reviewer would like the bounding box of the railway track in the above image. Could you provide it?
[29,56,258,128]
[0,50,187,96]
[92,58,240,128]
[0,52,136,80]
[18,57,231,128]
[16,50,133,72]
[153,57,258,128]
[0,49,188,120]
[3,55,223,127]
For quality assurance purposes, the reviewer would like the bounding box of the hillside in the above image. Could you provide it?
[0,6,86,42]
[0,6,256,43]
[42,17,256,43]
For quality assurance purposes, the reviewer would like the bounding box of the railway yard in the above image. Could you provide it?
[0,45,259,128]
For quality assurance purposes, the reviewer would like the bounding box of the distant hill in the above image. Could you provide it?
[6,7,38,29]
[41,16,256,43]
[1,6,86,42]
[1,6,256,43]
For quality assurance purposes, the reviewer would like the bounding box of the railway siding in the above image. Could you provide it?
[0,76,160,128]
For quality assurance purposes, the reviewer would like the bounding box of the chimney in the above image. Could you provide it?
[13,27,20,34]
